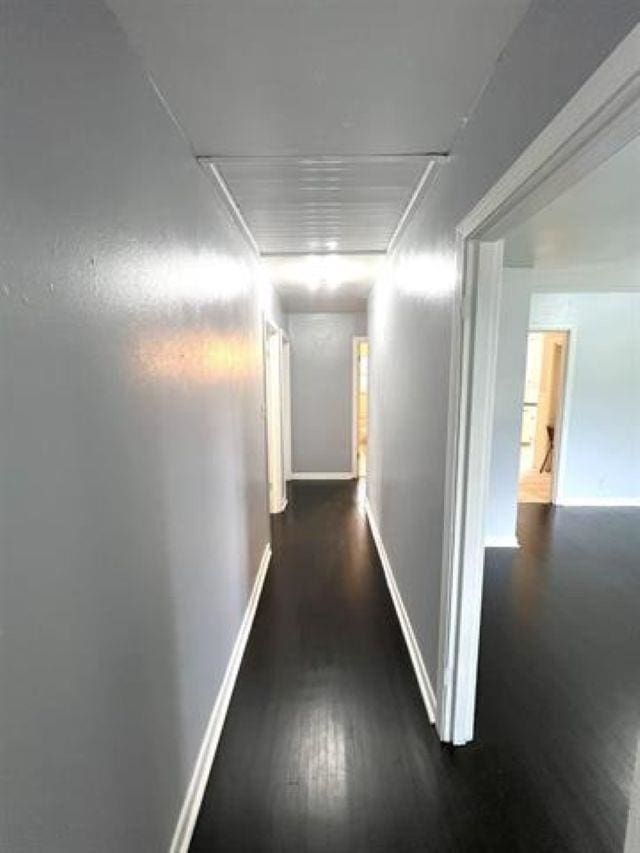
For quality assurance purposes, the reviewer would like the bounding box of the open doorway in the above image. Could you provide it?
[264,321,287,514]
[439,36,640,748]
[518,330,569,503]
[352,337,369,478]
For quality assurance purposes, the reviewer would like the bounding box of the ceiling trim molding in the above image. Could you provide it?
[197,159,261,256]
[386,158,447,254]
[199,153,451,257]
[197,153,450,165]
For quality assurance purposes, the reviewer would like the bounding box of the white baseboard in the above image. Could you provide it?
[364,498,436,724]
[485,535,519,548]
[272,497,288,514]
[291,472,355,480]
[170,542,272,853]
[555,496,640,507]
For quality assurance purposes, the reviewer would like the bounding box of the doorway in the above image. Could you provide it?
[352,337,369,478]
[264,321,287,514]
[438,33,640,746]
[518,330,569,503]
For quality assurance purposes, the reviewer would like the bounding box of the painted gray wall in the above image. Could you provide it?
[367,3,639,685]
[0,2,281,850]
[533,292,640,501]
[486,268,640,541]
[289,312,366,474]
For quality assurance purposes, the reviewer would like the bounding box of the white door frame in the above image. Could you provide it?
[438,26,640,745]
[352,336,368,477]
[264,319,287,514]
[526,325,576,505]
[282,335,292,482]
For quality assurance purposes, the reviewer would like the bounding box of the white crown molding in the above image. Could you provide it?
[197,159,261,256]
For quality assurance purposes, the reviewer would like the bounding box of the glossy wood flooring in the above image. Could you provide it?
[190,483,640,852]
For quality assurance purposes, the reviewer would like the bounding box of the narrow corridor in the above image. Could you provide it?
[3,5,639,850]
[190,484,640,852]
[190,480,445,850]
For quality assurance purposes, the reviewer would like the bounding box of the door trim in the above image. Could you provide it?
[264,319,286,514]
[438,25,640,745]
[352,336,368,478]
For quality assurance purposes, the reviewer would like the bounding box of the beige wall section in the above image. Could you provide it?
[533,332,568,472]
[518,331,569,503]
[356,340,369,477]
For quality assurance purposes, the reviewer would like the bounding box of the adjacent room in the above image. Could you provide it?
[479,130,640,848]
[487,131,640,541]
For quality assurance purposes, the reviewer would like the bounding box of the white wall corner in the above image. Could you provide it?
[364,498,437,725]
[485,534,520,548]
[169,542,272,853]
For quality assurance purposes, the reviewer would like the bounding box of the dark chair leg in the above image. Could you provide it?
[540,425,554,473]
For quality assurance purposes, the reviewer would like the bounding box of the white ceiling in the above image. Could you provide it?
[105,0,530,157]
[505,133,640,268]
[106,0,531,308]
[209,156,430,255]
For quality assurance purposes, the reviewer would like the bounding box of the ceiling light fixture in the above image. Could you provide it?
[281,254,349,290]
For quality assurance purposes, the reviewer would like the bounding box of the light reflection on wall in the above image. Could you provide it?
[396,252,456,300]
[104,251,254,313]
[134,330,259,384]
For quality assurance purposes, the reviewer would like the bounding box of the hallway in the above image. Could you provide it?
[191,481,444,851]
[190,484,640,851]
[3,4,639,849]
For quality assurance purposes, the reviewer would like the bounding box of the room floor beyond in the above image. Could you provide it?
[190,482,640,852]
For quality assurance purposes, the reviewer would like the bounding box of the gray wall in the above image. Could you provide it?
[0,2,279,850]
[264,282,288,333]
[533,292,640,501]
[487,284,640,540]
[486,268,640,541]
[367,3,639,686]
[289,312,366,474]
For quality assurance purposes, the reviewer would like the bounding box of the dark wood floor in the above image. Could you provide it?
[190,483,640,852]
